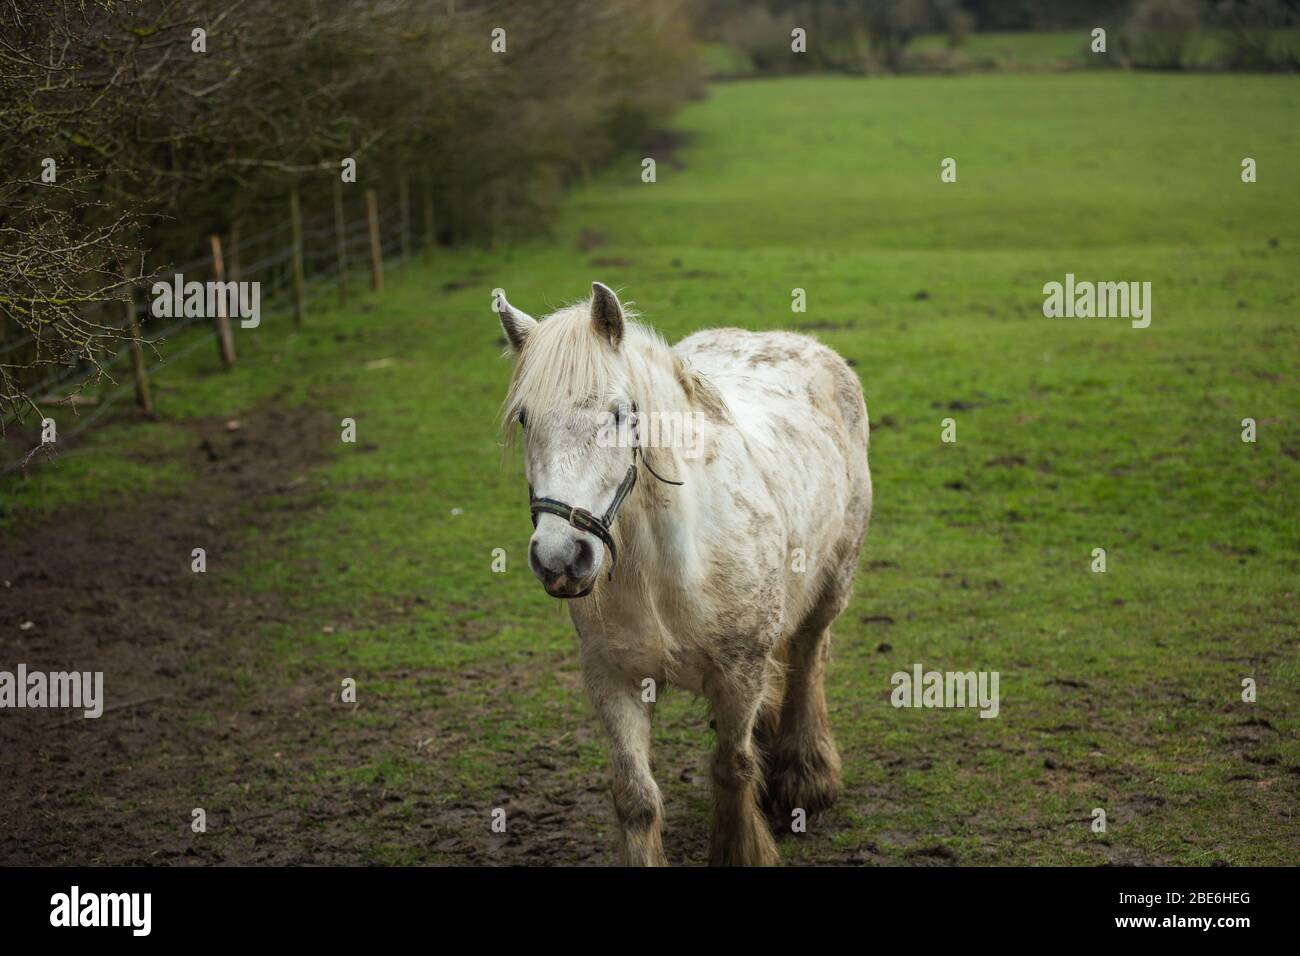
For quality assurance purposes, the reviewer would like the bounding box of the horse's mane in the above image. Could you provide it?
[500,299,728,447]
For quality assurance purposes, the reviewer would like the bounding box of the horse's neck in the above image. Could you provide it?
[626,443,693,575]
[613,346,699,570]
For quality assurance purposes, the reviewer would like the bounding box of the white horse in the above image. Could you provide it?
[496,282,872,866]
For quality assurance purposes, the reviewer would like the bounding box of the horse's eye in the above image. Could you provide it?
[612,401,632,424]
[517,408,527,428]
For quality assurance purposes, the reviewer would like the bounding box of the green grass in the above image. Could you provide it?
[5,71,1298,864]
[912,29,1095,66]
[913,28,1300,69]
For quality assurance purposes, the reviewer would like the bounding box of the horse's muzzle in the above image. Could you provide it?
[543,576,594,600]
[529,526,599,598]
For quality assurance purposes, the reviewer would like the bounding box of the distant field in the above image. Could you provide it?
[698,31,1090,78]
[706,29,1300,75]
[3,72,1297,865]
[911,29,1092,66]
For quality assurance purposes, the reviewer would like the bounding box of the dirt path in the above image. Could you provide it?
[0,405,647,865]
[0,406,345,864]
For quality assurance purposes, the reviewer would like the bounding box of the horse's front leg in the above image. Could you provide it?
[583,658,666,866]
[705,654,781,866]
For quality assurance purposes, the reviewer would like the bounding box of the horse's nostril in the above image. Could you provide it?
[570,537,594,578]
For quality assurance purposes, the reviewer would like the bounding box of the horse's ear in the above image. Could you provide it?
[591,281,624,348]
[495,291,536,353]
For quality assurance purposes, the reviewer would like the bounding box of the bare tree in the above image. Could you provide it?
[0,0,702,428]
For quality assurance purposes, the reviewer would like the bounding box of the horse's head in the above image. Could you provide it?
[497,282,659,599]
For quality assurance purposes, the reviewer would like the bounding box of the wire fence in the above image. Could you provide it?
[1,182,430,474]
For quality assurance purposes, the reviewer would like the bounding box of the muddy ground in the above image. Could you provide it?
[0,408,620,866]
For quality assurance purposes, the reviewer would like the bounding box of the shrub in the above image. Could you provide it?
[946,9,977,49]
[1122,0,1205,70]
[865,0,938,70]
[1212,0,1300,71]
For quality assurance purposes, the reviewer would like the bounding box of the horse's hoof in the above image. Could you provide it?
[762,741,842,825]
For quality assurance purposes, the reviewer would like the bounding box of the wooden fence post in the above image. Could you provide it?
[333,178,348,305]
[399,173,411,267]
[290,186,306,327]
[366,189,383,293]
[423,178,435,257]
[121,265,152,413]
[209,234,237,368]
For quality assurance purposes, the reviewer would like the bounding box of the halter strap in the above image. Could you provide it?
[528,403,682,582]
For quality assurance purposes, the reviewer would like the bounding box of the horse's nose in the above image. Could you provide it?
[569,537,595,580]
[530,532,596,587]
[528,536,558,584]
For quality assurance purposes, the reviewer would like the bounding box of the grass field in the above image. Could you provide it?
[3,72,1298,865]
[910,29,1094,66]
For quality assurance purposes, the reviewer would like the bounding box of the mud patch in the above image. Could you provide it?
[0,405,339,864]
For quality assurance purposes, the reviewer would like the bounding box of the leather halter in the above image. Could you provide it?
[528,404,682,583]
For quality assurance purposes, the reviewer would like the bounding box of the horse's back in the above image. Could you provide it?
[675,327,868,448]
[675,326,871,634]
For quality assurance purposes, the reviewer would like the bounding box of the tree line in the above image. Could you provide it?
[696,0,1299,73]
[0,0,701,425]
